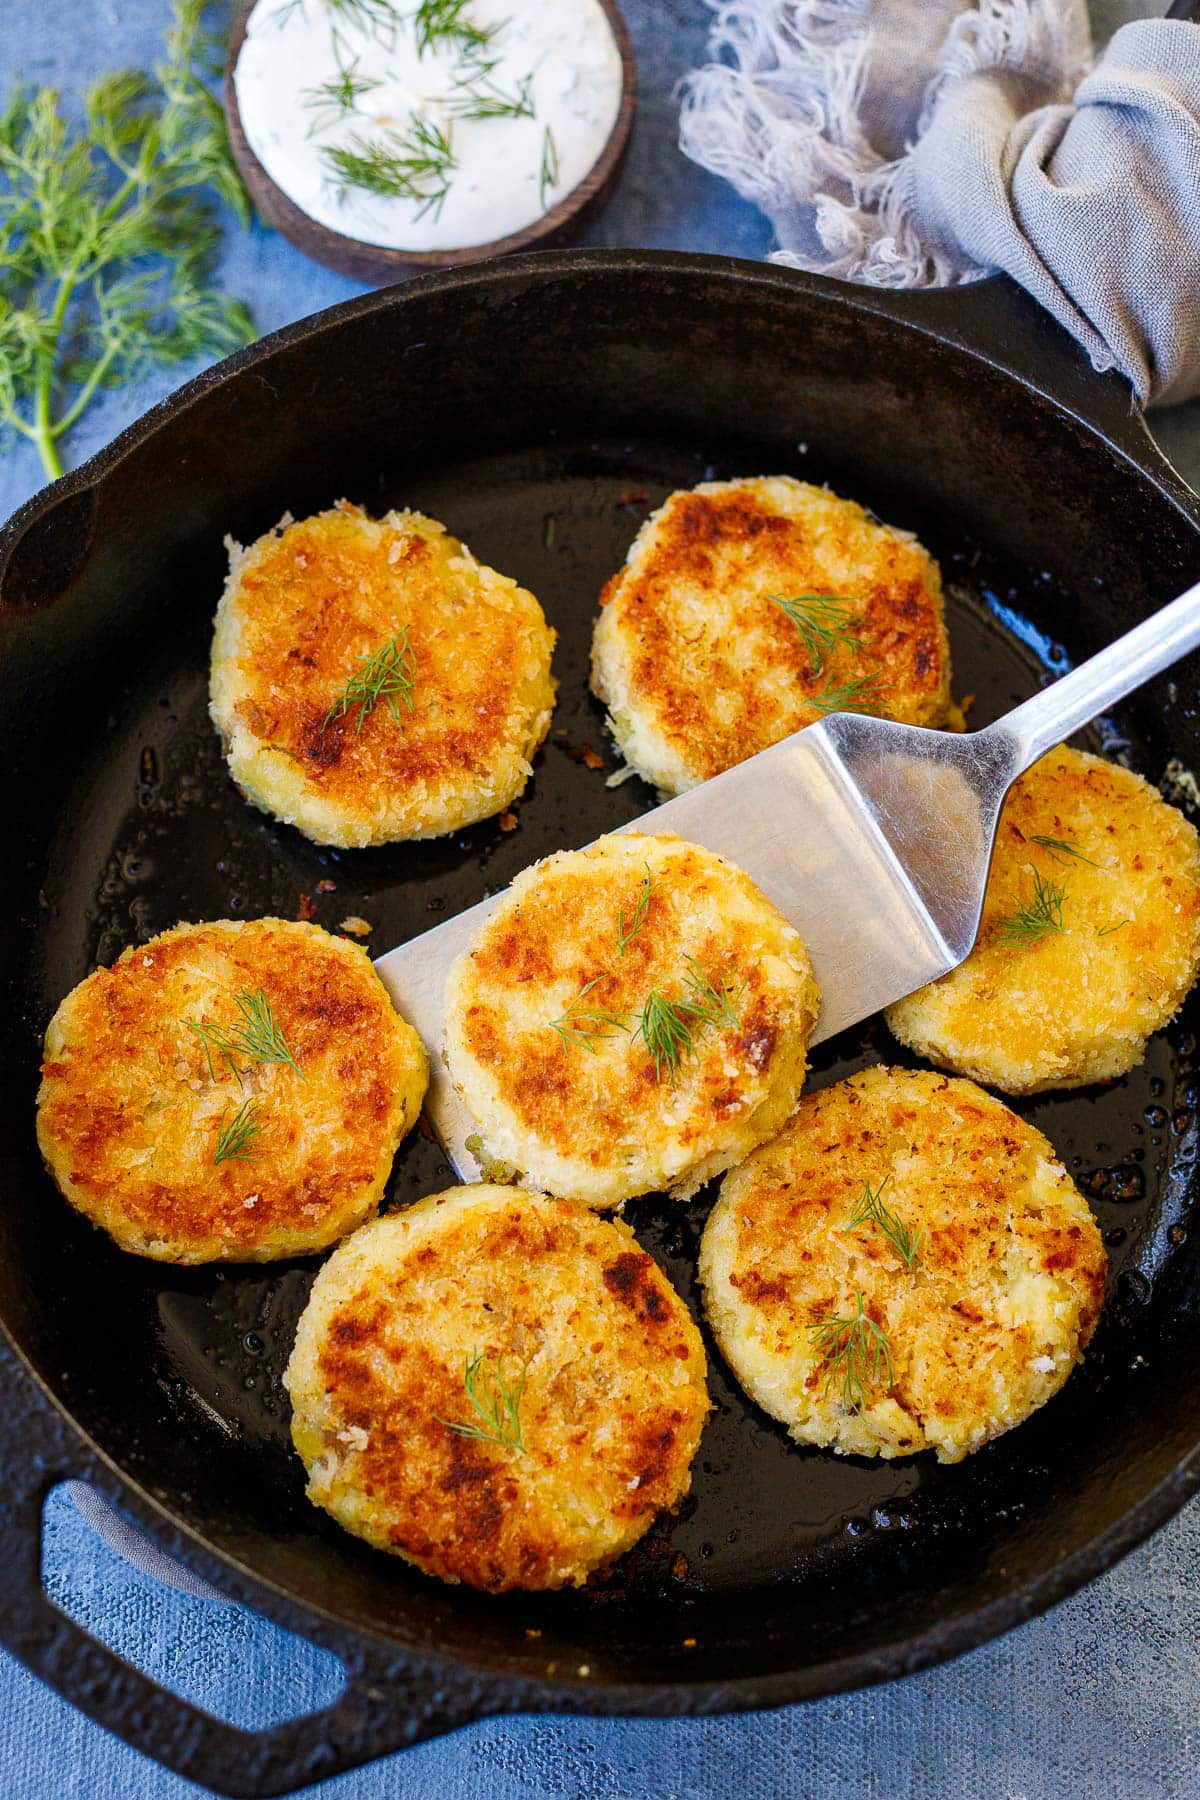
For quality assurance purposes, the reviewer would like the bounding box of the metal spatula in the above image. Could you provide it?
[376,584,1200,1178]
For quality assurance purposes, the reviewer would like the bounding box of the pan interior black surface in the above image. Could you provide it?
[12,416,1200,1688]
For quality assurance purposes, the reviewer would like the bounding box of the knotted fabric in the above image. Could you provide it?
[679,2,1200,404]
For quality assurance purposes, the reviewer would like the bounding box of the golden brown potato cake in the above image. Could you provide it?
[700,1067,1105,1463]
[209,503,556,847]
[591,476,955,794]
[285,1185,710,1591]
[36,919,427,1263]
[886,746,1200,1093]
[444,832,820,1208]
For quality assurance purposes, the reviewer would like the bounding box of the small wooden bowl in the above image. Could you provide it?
[224,0,637,285]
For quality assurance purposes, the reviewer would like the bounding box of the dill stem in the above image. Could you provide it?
[55,339,120,437]
[32,269,75,478]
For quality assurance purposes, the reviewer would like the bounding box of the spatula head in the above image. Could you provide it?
[374,715,1019,1179]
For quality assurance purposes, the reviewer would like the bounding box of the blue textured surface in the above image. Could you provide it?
[5,2,1200,1795]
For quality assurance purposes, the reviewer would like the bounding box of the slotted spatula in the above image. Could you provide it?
[376,584,1200,1178]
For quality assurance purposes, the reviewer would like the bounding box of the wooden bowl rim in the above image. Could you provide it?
[223,0,637,277]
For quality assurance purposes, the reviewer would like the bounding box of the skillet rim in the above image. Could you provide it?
[2,248,1197,571]
[4,246,1200,1741]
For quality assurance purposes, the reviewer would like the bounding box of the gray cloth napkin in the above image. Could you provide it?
[679,1,1200,405]
[66,1482,226,1602]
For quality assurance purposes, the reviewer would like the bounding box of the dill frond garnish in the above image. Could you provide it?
[1028,835,1099,868]
[213,1097,262,1166]
[1097,918,1131,937]
[538,123,559,210]
[439,1349,529,1453]
[184,988,303,1084]
[994,866,1067,946]
[682,958,743,1029]
[769,592,866,674]
[633,963,742,1083]
[616,865,652,959]
[0,0,253,479]
[446,72,534,121]
[321,119,456,217]
[413,0,495,58]
[635,991,698,1083]
[550,979,629,1049]
[807,673,886,717]
[302,58,381,130]
[277,0,401,39]
[324,629,417,734]
[808,1290,893,1415]
[847,1175,919,1269]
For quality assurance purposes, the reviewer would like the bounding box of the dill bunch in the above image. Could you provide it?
[0,1,253,480]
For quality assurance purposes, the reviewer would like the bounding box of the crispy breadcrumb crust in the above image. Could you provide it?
[444,832,820,1207]
[36,919,427,1263]
[285,1186,710,1591]
[210,504,556,846]
[591,476,955,794]
[886,746,1200,1093]
[700,1067,1105,1463]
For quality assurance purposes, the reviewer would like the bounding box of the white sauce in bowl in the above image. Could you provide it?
[234,0,624,253]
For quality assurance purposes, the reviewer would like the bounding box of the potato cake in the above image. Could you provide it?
[210,503,556,847]
[36,919,427,1263]
[699,1067,1106,1464]
[444,832,820,1207]
[284,1185,710,1591]
[591,476,955,793]
[885,746,1200,1093]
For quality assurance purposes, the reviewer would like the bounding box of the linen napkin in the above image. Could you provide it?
[678,1,1200,404]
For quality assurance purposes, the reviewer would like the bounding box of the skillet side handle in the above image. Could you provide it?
[0,1338,497,1798]
[0,479,98,611]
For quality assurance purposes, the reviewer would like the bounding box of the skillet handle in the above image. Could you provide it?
[0,1337,498,1797]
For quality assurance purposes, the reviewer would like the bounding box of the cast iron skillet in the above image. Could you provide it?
[4,250,1200,1797]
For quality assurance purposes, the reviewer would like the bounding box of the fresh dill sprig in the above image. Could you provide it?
[321,119,456,216]
[538,123,559,210]
[550,978,629,1049]
[616,865,652,959]
[302,58,382,130]
[769,592,866,674]
[634,963,741,1083]
[1097,918,1131,937]
[994,865,1067,946]
[446,71,534,121]
[0,0,253,479]
[213,1097,263,1166]
[324,629,417,734]
[413,0,495,58]
[808,1290,893,1415]
[807,673,886,717]
[682,958,743,1029]
[439,1349,529,1453]
[184,988,304,1084]
[1029,834,1099,868]
[847,1175,919,1269]
[634,991,699,1084]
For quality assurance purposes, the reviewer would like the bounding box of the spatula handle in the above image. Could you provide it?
[993,579,1200,774]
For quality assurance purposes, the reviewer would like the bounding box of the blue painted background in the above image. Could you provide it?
[4,2,1200,1795]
